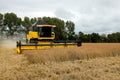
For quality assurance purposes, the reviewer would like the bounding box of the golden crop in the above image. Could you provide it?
[24,43,120,63]
[0,43,120,80]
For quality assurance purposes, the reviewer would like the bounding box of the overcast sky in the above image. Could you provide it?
[1,0,120,34]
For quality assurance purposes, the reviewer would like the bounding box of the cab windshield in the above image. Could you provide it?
[38,27,52,37]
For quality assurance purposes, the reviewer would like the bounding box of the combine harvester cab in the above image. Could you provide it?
[16,20,82,54]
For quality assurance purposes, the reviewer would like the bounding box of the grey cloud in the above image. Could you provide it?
[75,14,120,34]
[73,0,120,34]
[0,0,58,12]
[54,8,75,20]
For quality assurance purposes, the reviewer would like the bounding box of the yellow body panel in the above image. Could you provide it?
[27,31,38,41]
[27,31,55,41]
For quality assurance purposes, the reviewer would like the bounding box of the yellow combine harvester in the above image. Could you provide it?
[16,21,81,54]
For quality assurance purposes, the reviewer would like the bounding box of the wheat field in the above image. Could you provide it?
[0,40,120,80]
[24,43,120,63]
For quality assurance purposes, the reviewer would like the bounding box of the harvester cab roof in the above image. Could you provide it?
[36,24,56,27]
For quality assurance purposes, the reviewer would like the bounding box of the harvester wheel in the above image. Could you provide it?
[77,40,82,46]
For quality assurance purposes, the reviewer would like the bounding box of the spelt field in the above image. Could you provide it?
[0,40,120,80]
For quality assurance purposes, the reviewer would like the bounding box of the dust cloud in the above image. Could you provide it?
[0,39,16,48]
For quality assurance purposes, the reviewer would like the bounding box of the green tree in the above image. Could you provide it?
[91,33,100,42]
[0,13,3,35]
[22,17,31,32]
[31,17,37,24]
[107,32,120,42]
[65,21,75,40]
[116,32,120,42]
[16,17,22,26]
[14,17,22,32]
[0,13,3,26]
[100,34,107,42]
[4,13,18,35]
[53,18,66,40]
[78,31,84,41]
[84,34,91,42]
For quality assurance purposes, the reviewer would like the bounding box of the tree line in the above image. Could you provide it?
[78,32,120,43]
[0,12,120,43]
